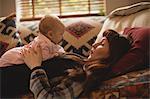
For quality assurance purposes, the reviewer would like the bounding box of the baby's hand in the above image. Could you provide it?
[55,52,64,57]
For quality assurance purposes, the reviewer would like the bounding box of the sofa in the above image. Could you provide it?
[0,2,150,99]
[91,2,150,98]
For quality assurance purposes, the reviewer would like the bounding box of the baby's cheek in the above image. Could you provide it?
[54,53,59,57]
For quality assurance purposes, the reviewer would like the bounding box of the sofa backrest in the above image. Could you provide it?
[95,3,150,43]
[94,2,150,74]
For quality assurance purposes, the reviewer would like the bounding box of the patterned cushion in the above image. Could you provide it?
[91,68,150,98]
[61,19,102,57]
[66,21,94,38]
[0,17,21,56]
[18,21,38,45]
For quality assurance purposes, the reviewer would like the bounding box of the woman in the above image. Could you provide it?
[21,29,132,99]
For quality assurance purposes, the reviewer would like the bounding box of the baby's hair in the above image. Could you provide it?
[39,15,65,35]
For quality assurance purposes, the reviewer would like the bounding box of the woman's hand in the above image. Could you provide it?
[21,43,42,70]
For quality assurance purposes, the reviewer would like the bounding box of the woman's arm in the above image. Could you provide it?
[30,68,83,99]
[30,68,65,99]
[21,43,83,99]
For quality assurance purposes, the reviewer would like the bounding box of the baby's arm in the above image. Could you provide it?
[58,45,65,52]
[55,45,65,56]
[0,47,23,67]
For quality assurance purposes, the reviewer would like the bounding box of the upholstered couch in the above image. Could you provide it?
[0,2,149,99]
[91,2,150,98]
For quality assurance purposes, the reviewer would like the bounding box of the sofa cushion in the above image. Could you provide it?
[108,2,150,18]
[0,17,21,56]
[62,18,101,57]
[91,68,150,98]
[95,8,150,43]
[18,21,38,45]
[112,27,150,73]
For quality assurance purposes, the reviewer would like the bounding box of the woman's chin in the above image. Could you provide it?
[88,55,92,60]
[88,55,101,61]
[88,55,96,61]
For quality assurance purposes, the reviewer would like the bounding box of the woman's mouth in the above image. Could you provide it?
[90,50,93,55]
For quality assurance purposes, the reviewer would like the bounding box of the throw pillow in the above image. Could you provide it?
[0,16,21,56]
[112,27,150,74]
[61,19,102,57]
[18,21,38,45]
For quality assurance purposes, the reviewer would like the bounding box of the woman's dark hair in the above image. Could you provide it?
[101,29,132,66]
[82,29,132,96]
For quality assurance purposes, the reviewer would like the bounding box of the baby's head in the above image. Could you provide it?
[39,15,65,44]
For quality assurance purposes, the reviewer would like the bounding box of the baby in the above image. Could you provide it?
[0,15,65,67]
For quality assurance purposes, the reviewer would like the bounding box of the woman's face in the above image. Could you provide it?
[88,37,110,61]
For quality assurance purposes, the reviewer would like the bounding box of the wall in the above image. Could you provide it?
[0,0,16,17]
[105,0,150,15]
[0,0,2,16]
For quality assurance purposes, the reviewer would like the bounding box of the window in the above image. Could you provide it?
[16,0,105,21]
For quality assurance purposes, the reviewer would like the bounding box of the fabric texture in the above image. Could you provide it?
[0,55,83,98]
[96,7,150,43]
[62,19,101,57]
[112,27,150,73]
[17,21,38,44]
[66,21,94,38]
[0,17,21,56]
[1,52,149,98]
[0,33,65,67]
[108,2,150,18]
[30,68,83,99]
[94,3,150,99]
[91,68,150,98]
[29,33,65,60]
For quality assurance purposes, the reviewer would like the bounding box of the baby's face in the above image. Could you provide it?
[39,15,65,44]
[53,29,64,44]
[48,26,64,44]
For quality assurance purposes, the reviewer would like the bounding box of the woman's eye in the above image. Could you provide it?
[92,45,98,49]
[101,41,105,46]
